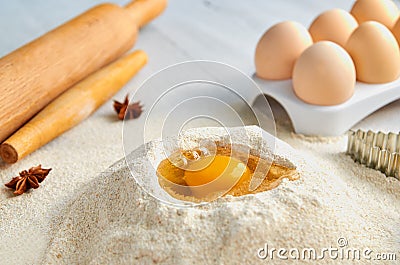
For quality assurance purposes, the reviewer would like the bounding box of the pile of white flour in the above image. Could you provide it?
[40,126,399,264]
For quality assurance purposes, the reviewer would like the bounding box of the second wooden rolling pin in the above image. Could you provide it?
[0,0,166,143]
[0,50,148,164]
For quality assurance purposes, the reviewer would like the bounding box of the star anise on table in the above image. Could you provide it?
[4,165,51,195]
[113,94,143,120]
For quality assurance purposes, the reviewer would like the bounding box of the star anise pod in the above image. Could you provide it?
[4,165,51,195]
[113,94,143,120]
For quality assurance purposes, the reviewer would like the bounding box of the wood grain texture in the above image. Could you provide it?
[0,50,148,163]
[126,0,168,28]
[0,0,167,143]
[0,3,137,143]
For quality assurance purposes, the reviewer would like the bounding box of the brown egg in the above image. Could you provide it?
[392,17,400,45]
[345,21,400,83]
[350,0,399,29]
[309,9,358,47]
[293,41,356,106]
[255,21,313,80]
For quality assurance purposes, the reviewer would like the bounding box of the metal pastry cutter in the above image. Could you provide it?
[347,130,400,179]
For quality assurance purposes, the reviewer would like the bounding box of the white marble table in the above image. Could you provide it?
[0,1,399,263]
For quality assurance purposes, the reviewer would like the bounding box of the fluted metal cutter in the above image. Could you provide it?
[347,130,400,179]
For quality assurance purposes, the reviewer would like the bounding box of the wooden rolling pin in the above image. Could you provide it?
[0,50,147,164]
[0,0,166,143]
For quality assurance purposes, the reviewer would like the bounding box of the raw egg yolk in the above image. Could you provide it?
[183,155,251,198]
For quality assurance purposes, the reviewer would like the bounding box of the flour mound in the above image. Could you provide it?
[43,127,400,264]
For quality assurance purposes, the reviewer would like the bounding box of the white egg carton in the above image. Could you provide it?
[253,75,400,136]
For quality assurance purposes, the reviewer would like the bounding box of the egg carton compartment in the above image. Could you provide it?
[253,75,400,136]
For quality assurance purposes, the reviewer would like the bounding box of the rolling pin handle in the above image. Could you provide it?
[125,0,167,28]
